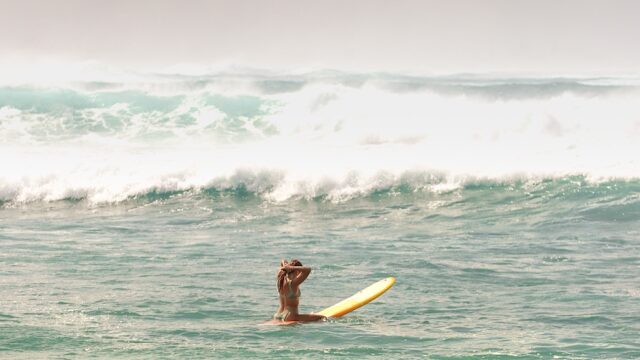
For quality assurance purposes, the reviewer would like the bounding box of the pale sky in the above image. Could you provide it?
[1,0,640,74]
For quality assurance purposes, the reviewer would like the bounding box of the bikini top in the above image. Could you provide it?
[282,278,301,300]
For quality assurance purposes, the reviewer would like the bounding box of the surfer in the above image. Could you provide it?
[273,259,326,322]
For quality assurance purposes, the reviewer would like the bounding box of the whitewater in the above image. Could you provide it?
[1,71,640,204]
[1,70,639,359]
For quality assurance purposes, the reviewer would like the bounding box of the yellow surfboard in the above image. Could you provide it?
[318,277,395,318]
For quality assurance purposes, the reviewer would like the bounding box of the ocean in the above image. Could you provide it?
[1,71,639,358]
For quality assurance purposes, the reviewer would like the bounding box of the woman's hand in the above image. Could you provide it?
[279,260,289,272]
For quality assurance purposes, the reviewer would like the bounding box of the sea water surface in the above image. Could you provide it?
[1,70,640,358]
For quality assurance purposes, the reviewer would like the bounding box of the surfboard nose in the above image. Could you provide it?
[318,277,396,318]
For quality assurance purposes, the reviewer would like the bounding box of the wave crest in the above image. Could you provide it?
[1,159,637,206]
[2,71,640,206]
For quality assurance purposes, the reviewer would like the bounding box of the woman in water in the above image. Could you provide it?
[273,259,326,322]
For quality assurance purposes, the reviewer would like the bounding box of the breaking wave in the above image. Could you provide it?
[1,69,640,204]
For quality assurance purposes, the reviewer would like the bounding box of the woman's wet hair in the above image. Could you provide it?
[289,259,302,267]
[277,259,303,292]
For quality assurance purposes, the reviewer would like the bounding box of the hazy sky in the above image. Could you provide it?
[2,0,640,74]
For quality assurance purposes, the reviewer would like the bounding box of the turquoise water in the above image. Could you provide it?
[2,180,639,358]
[1,73,640,358]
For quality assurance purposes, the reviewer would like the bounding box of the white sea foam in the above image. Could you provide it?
[1,70,639,203]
